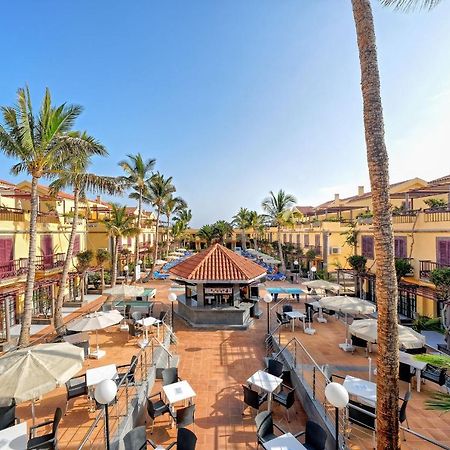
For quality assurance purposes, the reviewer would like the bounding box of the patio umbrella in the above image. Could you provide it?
[0,342,84,423]
[349,319,426,350]
[155,259,167,265]
[104,284,145,297]
[67,310,124,357]
[176,248,187,252]
[304,280,343,293]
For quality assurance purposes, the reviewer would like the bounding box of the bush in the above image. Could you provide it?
[413,315,443,333]
[395,258,413,281]
[87,273,101,289]
[347,255,367,273]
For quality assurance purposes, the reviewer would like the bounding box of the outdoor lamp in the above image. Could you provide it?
[168,292,177,331]
[325,382,349,450]
[263,293,273,334]
[138,259,142,265]
[94,379,118,450]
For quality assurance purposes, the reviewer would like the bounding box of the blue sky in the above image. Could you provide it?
[1,1,449,227]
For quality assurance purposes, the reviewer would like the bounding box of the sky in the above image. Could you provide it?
[0,1,449,227]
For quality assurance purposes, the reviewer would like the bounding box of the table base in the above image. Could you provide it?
[339,342,354,352]
[89,349,106,359]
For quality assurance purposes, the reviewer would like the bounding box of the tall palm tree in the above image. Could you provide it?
[144,172,175,275]
[96,248,110,293]
[75,250,94,304]
[261,190,296,273]
[162,195,187,256]
[197,225,215,246]
[49,135,120,333]
[232,208,251,250]
[248,211,265,250]
[174,208,192,247]
[0,87,82,346]
[103,204,140,286]
[212,220,233,245]
[351,1,442,447]
[118,153,155,268]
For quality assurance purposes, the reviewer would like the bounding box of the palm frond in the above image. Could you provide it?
[379,0,443,11]
[425,392,450,412]
[415,354,450,369]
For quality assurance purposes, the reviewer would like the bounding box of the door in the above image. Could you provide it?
[437,238,450,267]
[0,237,13,278]
[41,235,53,269]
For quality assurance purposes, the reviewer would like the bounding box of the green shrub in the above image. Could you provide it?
[347,255,367,273]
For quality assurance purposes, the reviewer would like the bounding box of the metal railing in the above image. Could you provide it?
[424,208,450,223]
[0,258,28,280]
[419,260,449,280]
[36,253,65,270]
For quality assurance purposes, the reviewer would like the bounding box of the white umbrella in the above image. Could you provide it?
[176,248,187,252]
[104,284,145,297]
[155,259,167,265]
[318,296,376,351]
[0,342,84,422]
[349,319,426,350]
[167,255,179,261]
[304,280,343,292]
[67,310,123,357]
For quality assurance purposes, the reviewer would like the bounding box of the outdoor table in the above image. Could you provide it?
[262,432,306,450]
[163,380,196,426]
[284,311,306,332]
[343,375,376,408]
[136,316,161,343]
[247,369,283,412]
[0,421,27,449]
[86,364,118,412]
[399,351,427,392]
[306,301,327,323]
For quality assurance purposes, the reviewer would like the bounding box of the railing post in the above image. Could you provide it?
[313,366,316,399]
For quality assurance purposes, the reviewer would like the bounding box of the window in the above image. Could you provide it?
[361,236,374,259]
[437,238,450,266]
[73,235,80,254]
[0,237,14,275]
[394,236,407,259]
[304,235,309,247]
[315,234,320,249]
[296,234,300,245]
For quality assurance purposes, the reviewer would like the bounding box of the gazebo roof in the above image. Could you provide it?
[169,243,266,283]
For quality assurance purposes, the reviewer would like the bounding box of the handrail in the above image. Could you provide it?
[77,412,103,450]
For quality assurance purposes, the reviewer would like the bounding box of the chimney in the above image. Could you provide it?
[358,186,364,196]
[334,193,340,202]
[96,195,101,203]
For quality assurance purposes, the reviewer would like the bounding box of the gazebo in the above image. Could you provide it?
[169,244,266,328]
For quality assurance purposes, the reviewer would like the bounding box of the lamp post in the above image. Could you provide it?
[293,260,299,284]
[168,292,177,331]
[263,293,273,334]
[94,379,118,450]
[325,382,349,450]
[311,265,317,280]
[123,264,129,284]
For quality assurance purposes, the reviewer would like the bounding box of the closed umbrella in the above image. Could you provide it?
[318,296,376,351]
[104,284,145,297]
[67,310,123,359]
[304,280,343,293]
[0,342,84,423]
[349,319,426,350]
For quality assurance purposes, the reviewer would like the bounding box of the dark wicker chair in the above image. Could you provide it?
[123,426,149,450]
[0,403,18,431]
[162,367,180,386]
[266,358,284,378]
[272,384,296,422]
[146,392,171,433]
[255,411,299,448]
[399,362,415,389]
[174,404,196,429]
[117,355,139,386]
[351,335,369,355]
[148,427,196,450]
[242,385,267,415]
[276,311,290,327]
[27,407,62,450]
[65,374,88,412]
[422,364,447,386]
[298,420,328,450]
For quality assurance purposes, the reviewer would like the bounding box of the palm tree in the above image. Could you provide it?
[103,204,140,286]
[232,208,251,250]
[0,87,83,346]
[96,248,110,293]
[173,208,192,247]
[75,250,94,303]
[261,190,296,273]
[248,211,265,250]
[212,220,233,245]
[49,132,119,333]
[144,172,175,275]
[162,195,187,256]
[351,1,442,447]
[118,153,156,268]
[197,225,215,246]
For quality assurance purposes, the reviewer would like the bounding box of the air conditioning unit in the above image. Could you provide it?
[330,247,342,254]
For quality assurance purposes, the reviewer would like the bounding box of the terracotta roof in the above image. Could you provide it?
[169,244,266,282]
[294,206,315,215]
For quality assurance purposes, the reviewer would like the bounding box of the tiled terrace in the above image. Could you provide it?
[9,278,450,449]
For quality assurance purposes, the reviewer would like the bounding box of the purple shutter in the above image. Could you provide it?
[0,238,13,274]
[41,235,53,268]
[73,235,80,254]
[304,235,309,247]
[437,239,450,266]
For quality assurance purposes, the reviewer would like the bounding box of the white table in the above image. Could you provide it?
[247,370,283,411]
[284,311,305,332]
[343,375,376,408]
[86,363,118,387]
[263,432,306,450]
[163,380,196,405]
[0,422,27,449]
[136,316,161,343]
[399,351,427,392]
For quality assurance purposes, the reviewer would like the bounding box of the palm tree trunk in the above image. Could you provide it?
[254,236,258,250]
[101,267,105,292]
[151,210,161,276]
[111,238,119,287]
[54,187,80,334]
[277,226,286,273]
[134,191,142,269]
[80,271,85,303]
[241,231,247,250]
[166,213,171,257]
[352,1,399,448]
[18,175,39,347]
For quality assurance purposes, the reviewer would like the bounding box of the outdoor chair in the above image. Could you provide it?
[399,362,415,390]
[255,411,299,448]
[272,384,296,422]
[403,346,426,355]
[65,373,88,413]
[124,305,132,319]
[131,311,143,322]
[399,391,412,441]
[123,426,149,450]
[297,420,328,450]
[351,335,369,356]
[421,364,447,386]
[282,304,293,321]
[117,355,139,386]
[158,310,167,323]
[242,385,268,415]
[276,311,290,327]
[266,358,284,378]
[162,367,180,386]
[128,322,142,340]
[27,407,62,450]
[173,404,196,429]
[146,392,172,433]
[348,399,375,433]
[0,403,18,430]
[148,427,197,450]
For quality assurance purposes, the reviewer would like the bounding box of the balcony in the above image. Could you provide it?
[304,245,322,255]
[36,253,66,271]
[0,207,25,222]
[392,209,420,224]
[424,208,450,223]
[0,258,29,281]
[419,260,450,280]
